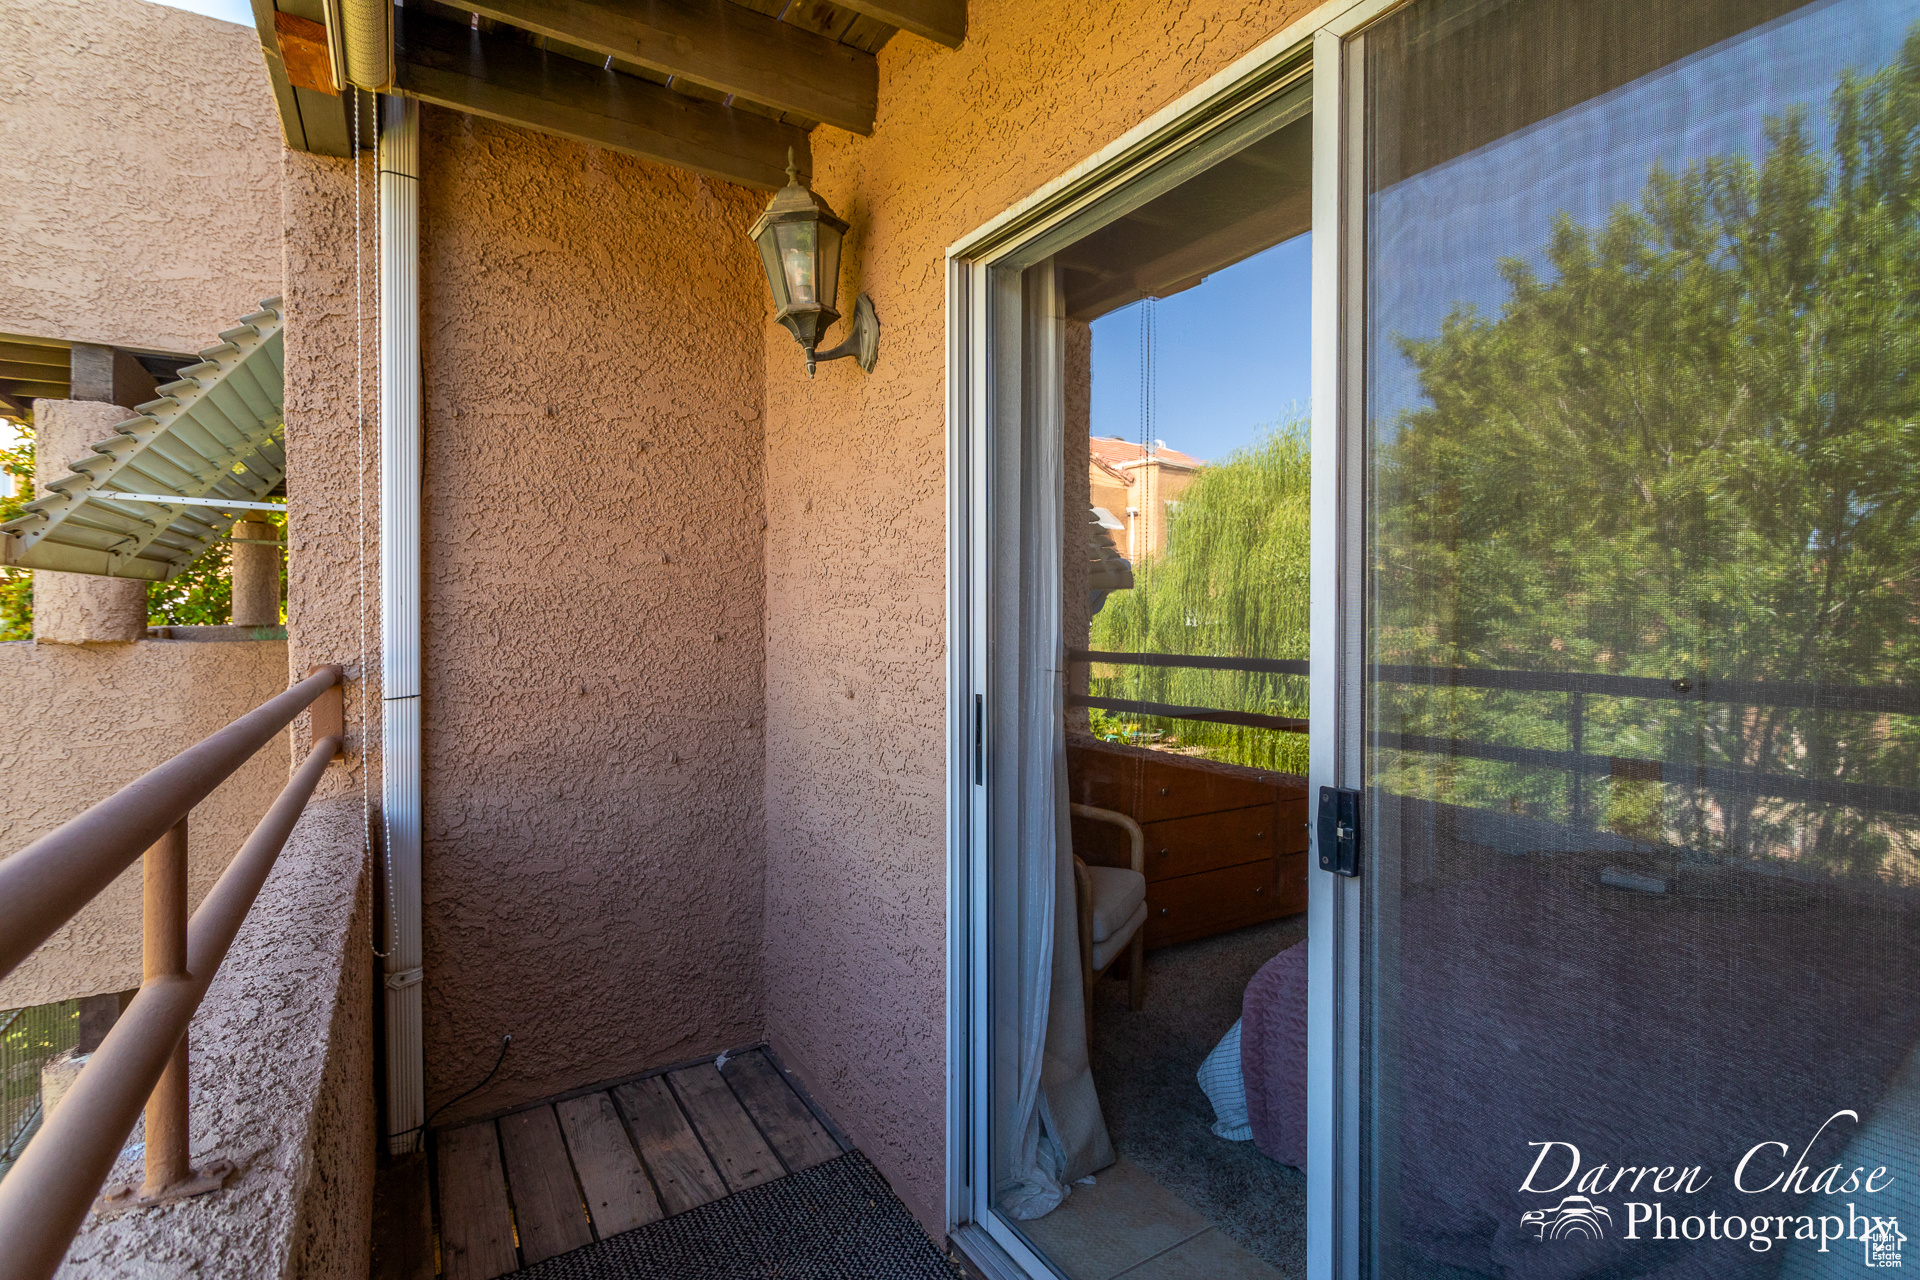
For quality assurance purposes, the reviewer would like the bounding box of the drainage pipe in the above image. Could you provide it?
[378,93,425,1154]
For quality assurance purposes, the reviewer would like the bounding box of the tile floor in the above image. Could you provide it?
[1018,1158,1280,1280]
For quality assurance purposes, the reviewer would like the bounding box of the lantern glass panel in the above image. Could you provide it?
[817,223,844,314]
[774,221,818,305]
[754,230,789,311]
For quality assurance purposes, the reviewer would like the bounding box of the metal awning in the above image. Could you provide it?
[1,300,285,582]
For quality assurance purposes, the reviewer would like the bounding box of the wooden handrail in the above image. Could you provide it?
[0,667,345,1280]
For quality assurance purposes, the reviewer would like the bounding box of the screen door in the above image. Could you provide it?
[1346,0,1920,1275]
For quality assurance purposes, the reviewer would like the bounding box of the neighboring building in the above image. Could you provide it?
[0,0,287,1016]
[1087,436,1203,563]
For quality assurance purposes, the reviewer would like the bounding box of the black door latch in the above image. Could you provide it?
[1317,786,1361,877]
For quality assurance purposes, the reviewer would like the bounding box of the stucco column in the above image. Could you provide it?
[31,400,147,644]
[229,520,281,626]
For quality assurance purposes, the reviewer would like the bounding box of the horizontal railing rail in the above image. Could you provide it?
[0,665,344,1280]
[1067,650,1920,816]
[1068,650,1920,714]
[1066,693,1308,734]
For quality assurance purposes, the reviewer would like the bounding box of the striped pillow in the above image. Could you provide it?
[1197,1019,1253,1141]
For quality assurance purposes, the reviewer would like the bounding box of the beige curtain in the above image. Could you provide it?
[995,261,1114,1221]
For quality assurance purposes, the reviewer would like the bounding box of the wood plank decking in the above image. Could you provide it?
[433,1048,848,1280]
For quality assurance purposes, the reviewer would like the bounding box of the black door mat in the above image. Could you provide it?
[516,1151,959,1280]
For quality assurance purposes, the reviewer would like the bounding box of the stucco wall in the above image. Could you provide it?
[0,0,281,353]
[412,108,771,1122]
[57,795,375,1280]
[0,638,291,1008]
[758,0,1312,1232]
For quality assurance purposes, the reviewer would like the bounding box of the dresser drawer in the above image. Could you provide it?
[1144,858,1288,950]
[1140,805,1278,882]
[1132,754,1282,823]
[1277,794,1309,854]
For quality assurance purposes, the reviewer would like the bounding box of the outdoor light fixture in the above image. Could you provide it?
[749,150,879,378]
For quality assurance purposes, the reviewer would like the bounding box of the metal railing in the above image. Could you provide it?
[1067,649,1920,815]
[0,665,345,1280]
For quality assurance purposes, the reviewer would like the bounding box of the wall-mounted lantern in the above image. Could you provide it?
[749,151,879,378]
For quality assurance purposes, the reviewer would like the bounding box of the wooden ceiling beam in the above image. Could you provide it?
[1,380,73,401]
[831,0,963,48]
[461,0,877,135]
[0,343,69,369]
[395,9,809,191]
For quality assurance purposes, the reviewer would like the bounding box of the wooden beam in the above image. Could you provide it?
[274,11,340,95]
[0,342,68,369]
[832,0,963,48]
[395,9,808,190]
[248,0,354,156]
[463,0,876,135]
[2,380,71,401]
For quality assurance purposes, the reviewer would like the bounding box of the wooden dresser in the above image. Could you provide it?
[1066,736,1309,949]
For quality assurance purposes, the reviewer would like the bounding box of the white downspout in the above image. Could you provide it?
[378,93,425,1154]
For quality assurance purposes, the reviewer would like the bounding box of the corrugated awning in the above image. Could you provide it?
[1,300,285,582]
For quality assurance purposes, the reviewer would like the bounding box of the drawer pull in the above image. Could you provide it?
[1158,848,1170,857]
[1159,907,1169,916]
[1255,831,1265,839]
[1159,787,1170,796]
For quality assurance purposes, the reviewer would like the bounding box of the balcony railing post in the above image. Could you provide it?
[140,818,190,1197]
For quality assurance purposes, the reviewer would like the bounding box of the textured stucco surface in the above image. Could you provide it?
[0,637,291,1008]
[259,0,1309,1238]
[280,144,380,813]
[57,796,375,1280]
[414,109,771,1122]
[0,0,282,353]
[758,0,1312,1232]
[30,401,149,644]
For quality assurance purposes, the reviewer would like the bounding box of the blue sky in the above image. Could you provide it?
[1368,0,1908,422]
[1089,233,1313,466]
[1085,0,1907,465]
[150,0,253,24]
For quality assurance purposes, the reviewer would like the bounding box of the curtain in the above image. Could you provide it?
[995,262,1115,1221]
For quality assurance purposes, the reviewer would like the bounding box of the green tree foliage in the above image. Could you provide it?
[1374,31,1920,875]
[1089,426,1311,774]
[144,514,288,629]
[0,426,32,641]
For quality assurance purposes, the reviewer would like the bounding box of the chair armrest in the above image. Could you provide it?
[1070,802,1145,875]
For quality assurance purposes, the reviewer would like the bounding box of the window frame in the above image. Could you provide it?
[942,5,1405,1276]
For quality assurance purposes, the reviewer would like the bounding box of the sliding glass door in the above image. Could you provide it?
[1344,0,1920,1276]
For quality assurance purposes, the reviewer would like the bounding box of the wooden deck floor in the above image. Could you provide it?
[432,1047,849,1280]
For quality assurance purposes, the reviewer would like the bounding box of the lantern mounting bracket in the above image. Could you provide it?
[807,293,880,377]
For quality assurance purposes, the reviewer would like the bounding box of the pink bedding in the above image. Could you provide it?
[1240,939,1308,1170]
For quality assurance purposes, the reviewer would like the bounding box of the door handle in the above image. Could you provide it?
[1317,785,1361,877]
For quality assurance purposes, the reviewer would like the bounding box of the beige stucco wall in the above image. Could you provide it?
[262,0,1312,1237]
[58,796,374,1280]
[0,638,292,1008]
[0,0,281,353]
[758,0,1313,1232]
[410,109,770,1122]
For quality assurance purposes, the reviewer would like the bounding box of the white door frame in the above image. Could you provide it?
[943,4,1404,1277]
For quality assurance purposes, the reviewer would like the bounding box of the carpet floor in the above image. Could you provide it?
[1086,913,1309,1276]
[515,1152,958,1280]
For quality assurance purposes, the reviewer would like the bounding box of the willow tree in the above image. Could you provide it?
[1089,426,1312,773]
